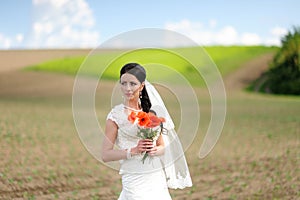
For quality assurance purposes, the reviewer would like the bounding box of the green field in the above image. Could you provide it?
[26,46,277,86]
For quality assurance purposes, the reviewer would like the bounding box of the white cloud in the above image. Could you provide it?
[264,26,288,46]
[165,19,212,45]
[165,19,203,31]
[215,26,238,45]
[0,33,24,49]
[27,0,100,48]
[33,0,69,8]
[16,34,24,43]
[0,34,11,48]
[164,19,287,46]
[165,19,246,45]
[271,26,288,36]
[241,33,261,45]
[33,22,54,35]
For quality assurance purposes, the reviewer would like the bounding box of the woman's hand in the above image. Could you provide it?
[148,145,164,157]
[132,139,153,154]
[148,135,164,157]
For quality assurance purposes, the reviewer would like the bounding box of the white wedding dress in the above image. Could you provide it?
[107,104,172,200]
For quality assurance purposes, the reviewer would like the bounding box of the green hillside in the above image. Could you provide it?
[26,46,277,86]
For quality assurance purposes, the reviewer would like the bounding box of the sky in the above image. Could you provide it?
[0,0,299,49]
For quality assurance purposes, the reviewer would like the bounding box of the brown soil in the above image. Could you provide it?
[0,49,91,72]
[0,49,90,98]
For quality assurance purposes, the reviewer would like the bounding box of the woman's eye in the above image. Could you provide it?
[120,81,138,87]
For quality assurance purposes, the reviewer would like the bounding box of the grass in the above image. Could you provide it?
[25,46,277,86]
[204,45,277,75]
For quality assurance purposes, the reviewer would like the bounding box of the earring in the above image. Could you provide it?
[138,91,142,106]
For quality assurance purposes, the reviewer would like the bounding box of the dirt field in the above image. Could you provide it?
[0,49,299,199]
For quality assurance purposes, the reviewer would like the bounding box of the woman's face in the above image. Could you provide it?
[120,73,144,101]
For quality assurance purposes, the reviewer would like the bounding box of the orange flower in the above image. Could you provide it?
[137,111,150,127]
[144,112,166,128]
[146,115,161,128]
[128,111,137,123]
[128,110,165,128]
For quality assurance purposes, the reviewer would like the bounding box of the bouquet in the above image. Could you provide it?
[128,110,165,163]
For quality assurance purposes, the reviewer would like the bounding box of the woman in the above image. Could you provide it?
[101,63,192,200]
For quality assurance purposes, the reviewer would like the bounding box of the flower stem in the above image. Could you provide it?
[142,153,148,164]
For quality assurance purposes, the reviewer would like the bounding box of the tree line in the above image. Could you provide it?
[253,26,300,95]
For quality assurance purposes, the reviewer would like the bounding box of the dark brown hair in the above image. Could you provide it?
[120,63,151,112]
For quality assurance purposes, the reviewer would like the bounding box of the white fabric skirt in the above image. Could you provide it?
[118,169,172,200]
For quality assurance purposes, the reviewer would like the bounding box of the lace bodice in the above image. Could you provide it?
[107,104,141,150]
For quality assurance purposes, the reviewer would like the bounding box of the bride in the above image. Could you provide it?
[101,63,192,199]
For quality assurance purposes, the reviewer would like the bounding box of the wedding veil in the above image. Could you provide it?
[145,80,192,189]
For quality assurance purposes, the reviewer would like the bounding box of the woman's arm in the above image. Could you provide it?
[101,119,154,162]
[101,119,127,162]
